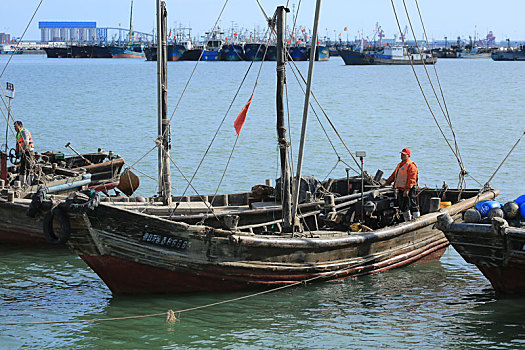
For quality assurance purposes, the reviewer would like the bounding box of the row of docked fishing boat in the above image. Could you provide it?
[43,42,331,62]
[338,43,525,65]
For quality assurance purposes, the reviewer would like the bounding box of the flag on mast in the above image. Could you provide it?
[234,94,253,135]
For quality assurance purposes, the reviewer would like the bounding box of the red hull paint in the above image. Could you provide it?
[0,226,47,245]
[80,241,448,294]
[478,262,525,294]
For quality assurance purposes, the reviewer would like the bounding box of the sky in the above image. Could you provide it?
[1,0,524,43]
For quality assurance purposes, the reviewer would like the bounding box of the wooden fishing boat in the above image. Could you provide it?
[56,186,496,294]
[50,2,499,295]
[437,213,525,294]
[0,149,127,245]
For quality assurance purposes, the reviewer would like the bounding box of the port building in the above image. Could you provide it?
[39,22,107,43]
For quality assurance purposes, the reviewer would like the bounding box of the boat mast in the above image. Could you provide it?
[128,0,134,44]
[275,6,292,230]
[291,0,322,226]
[156,0,172,205]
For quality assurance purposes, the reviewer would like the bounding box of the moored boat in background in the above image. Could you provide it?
[491,46,525,61]
[243,43,266,61]
[288,45,308,61]
[92,45,112,58]
[339,45,436,65]
[311,45,330,61]
[220,43,244,61]
[108,45,145,59]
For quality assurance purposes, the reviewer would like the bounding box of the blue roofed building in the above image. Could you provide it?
[39,22,107,43]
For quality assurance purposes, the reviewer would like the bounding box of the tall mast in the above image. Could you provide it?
[156,0,172,205]
[291,0,322,225]
[128,0,134,44]
[276,6,292,230]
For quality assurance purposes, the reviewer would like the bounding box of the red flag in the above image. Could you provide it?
[234,94,253,135]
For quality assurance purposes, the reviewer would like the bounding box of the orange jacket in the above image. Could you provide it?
[16,128,34,153]
[385,159,418,191]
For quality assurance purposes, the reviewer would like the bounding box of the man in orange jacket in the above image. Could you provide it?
[382,148,420,221]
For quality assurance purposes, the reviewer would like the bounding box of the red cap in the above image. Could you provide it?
[400,148,411,156]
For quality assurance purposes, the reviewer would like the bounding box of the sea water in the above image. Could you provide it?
[0,55,524,348]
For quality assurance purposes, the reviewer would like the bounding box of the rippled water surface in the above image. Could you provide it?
[0,55,524,348]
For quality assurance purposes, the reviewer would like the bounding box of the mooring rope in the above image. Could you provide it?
[0,251,391,327]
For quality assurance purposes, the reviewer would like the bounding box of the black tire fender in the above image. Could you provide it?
[43,207,71,245]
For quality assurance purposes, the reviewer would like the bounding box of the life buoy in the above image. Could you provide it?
[43,207,70,245]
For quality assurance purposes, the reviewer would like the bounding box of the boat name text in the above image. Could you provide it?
[141,232,188,250]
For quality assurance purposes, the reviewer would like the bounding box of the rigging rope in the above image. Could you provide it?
[0,0,44,137]
[285,53,360,174]
[203,31,272,218]
[400,0,466,174]
[483,131,525,189]
[166,0,230,127]
[390,0,467,191]
[0,0,43,81]
[107,0,232,198]
[412,0,463,167]
[173,26,271,211]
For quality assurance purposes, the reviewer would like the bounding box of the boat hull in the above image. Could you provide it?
[288,46,308,61]
[243,44,266,61]
[311,45,330,61]
[108,46,145,59]
[170,44,186,61]
[338,49,374,65]
[437,213,525,294]
[64,189,498,294]
[79,242,448,294]
[491,51,525,61]
[220,44,244,61]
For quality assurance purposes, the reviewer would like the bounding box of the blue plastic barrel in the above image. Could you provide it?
[474,200,502,217]
[515,195,525,207]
